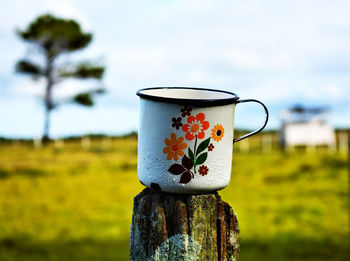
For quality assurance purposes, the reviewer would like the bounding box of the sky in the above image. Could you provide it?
[0,0,349,138]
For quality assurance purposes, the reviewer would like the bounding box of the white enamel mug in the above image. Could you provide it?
[137,87,268,194]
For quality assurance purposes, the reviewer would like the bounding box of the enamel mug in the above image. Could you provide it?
[137,87,268,194]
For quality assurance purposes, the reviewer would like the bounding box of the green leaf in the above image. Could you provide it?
[188,147,195,164]
[59,63,105,79]
[196,137,210,156]
[73,63,105,79]
[196,152,208,165]
[15,60,43,77]
[73,93,93,106]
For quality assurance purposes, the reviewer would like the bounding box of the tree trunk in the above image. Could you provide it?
[130,188,240,261]
[42,105,51,143]
[42,57,54,142]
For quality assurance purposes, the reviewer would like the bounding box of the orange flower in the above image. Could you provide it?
[182,113,209,140]
[211,124,224,142]
[163,133,188,161]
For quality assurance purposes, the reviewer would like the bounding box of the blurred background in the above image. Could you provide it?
[0,0,349,260]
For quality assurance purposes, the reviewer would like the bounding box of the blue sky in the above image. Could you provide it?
[0,0,349,138]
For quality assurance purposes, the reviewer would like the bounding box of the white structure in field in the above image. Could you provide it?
[280,105,335,147]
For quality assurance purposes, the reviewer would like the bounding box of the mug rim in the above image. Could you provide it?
[136,87,239,107]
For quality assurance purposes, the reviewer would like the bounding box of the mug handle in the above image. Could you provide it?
[233,99,269,143]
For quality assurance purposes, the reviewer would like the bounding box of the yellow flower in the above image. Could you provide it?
[211,124,224,142]
[163,133,188,161]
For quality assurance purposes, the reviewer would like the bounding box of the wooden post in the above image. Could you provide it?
[54,138,64,149]
[339,131,349,154]
[130,188,240,261]
[102,136,112,148]
[306,144,316,154]
[81,136,91,149]
[33,137,42,149]
[262,133,272,154]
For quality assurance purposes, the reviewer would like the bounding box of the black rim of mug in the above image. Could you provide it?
[136,87,240,107]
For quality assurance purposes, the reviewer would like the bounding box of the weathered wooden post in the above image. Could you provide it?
[132,87,269,260]
[102,136,112,148]
[339,131,349,154]
[81,135,91,149]
[130,188,240,261]
[262,133,272,154]
[54,138,64,149]
[33,137,42,149]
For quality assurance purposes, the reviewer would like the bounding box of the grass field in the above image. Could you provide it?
[0,137,348,260]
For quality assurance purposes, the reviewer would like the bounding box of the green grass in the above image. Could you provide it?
[0,138,348,260]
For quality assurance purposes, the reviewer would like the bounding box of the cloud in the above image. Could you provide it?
[1,0,350,137]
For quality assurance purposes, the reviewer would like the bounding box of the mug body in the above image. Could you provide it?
[137,87,238,194]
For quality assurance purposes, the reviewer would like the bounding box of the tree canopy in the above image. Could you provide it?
[18,15,92,58]
[16,14,105,141]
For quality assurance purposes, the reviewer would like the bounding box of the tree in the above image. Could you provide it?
[15,14,105,142]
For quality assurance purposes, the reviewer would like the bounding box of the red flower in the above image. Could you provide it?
[208,143,214,151]
[182,113,209,140]
[198,165,209,176]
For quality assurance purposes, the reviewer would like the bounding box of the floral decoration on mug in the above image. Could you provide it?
[163,106,224,184]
